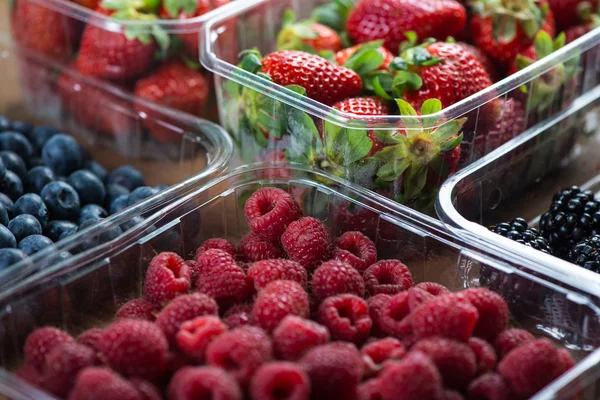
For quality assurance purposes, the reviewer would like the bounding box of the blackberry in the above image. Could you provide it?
[489,217,553,254]
[569,235,600,273]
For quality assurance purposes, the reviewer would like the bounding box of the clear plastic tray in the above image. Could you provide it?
[0,34,232,288]
[0,165,600,399]
[201,0,600,214]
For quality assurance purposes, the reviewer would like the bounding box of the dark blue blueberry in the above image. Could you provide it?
[0,194,15,219]
[0,248,28,271]
[40,181,80,221]
[0,151,27,180]
[79,204,108,224]
[84,160,107,182]
[0,225,16,248]
[105,184,130,208]
[56,176,68,182]
[154,184,169,192]
[8,214,42,242]
[14,193,48,228]
[44,220,77,242]
[0,116,11,131]
[76,217,123,251]
[0,132,33,161]
[109,195,129,215]
[9,121,33,135]
[59,226,78,241]
[0,203,8,226]
[25,125,57,154]
[106,166,145,191]
[0,171,23,201]
[127,186,157,207]
[68,170,105,206]
[26,166,55,194]
[0,158,6,183]
[41,134,85,176]
[120,215,144,231]
[18,234,54,256]
[28,158,46,168]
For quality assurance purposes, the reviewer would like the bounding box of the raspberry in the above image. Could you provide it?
[462,288,508,340]
[195,248,238,277]
[223,304,254,329]
[130,379,162,400]
[407,288,435,310]
[195,238,237,260]
[24,327,74,369]
[281,217,330,270]
[99,319,168,380]
[357,378,383,400]
[378,292,411,338]
[312,260,365,301]
[238,231,286,263]
[77,328,103,356]
[143,252,192,305]
[43,342,95,397]
[367,294,391,336]
[467,373,514,400]
[176,316,228,362]
[361,338,406,364]
[493,328,535,359]
[69,367,141,400]
[252,280,309,332]
[247,259,308,291]
[250,362,310,400]
[331,231,377,272]
[363,260,413,296]
[412,337,477,389]
[196,253,250,308]
[443,391,464,400]
[184,260,200,279]
[300,342,363,400]
[155,293,219,344]
[412,293,479,342]
[414,282,450,296]
[15,364,42,387]
[167,366,242,400]
[469,337,497,375]
[115,298,158,321]
[205,326,273,386]
[557,348,576,375]
[498,339,561,398]
[273,315,330,361]
[244,187,302,241]
[379,351,443,400]
[317,294,372,344]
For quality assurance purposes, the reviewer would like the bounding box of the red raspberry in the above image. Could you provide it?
[467,373,514,400]
[184,260,200,279]
[195,238,237,259]
[362,338,406,364]
[412,293,479,342]
[196,253,250,308]
[312,260,365,301]
[155,293,219,345]
[250,362,310,400]
[24,327,74,369]
[238,231,286,263]
[414,282,450,296]
[206,326,273,386]
[462,288,508,340]
[42,342,95,397]
[357,378,383,400]
[443,391,464,400]
[115,298,158,321]
[557,348,576,376]
[379,351,443,400]
[300,342,363,400]
[367,294,391,337]
[273,315,330,361]
[412,337,477,389]
[498,339,562,398]
[317,294,372,344]
[494,328,535,359]
[15,364,42,387]
[167,366,242,400]
[378,292,412,339]
[69,367,141,400]
[144,252,192,305]
[130,379,161,400]
[77,328,103,356]
[248,259,308,291]
[244,187,302,241]
[176,316,228,362]
[363,260,413,296]
[195,248,238,277]
[223,304,254,329]
[281,217,330,270]
[253,280,310,332]
[407,288,435,310]
[469,337,497,375]
[331,231,377,272]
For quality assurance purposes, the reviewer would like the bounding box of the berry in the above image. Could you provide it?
[8,213,42,242]
[98,319,169,380]
[18,234,53,256]
[105,184,130,208]
[155,293,219,344]
[0,225,16,248]
[195,238,237,259]
[0,131,33,161]
[40,181,81,221]
[42,342,95,397]
[68,170,106,206]
[361,338,406,364]
[277,15,342,52]
[238,231,286,263]
[407,288,435,310]
[462,288,508,340]
[115,298,158,321]
[127,186,158,206]
[26,166,55,194]
[357,378,383,400]
[0,203,8,226]
[252,280,309,332]
[335,44,394,70]
[570,234,600,272]
[106,166,145,192]
[24,326,74,369]
[493,328,535,359]
[272,315,330,361]
[282,217,330,270]
[168,366,242,400]
[79,204,108,224]
[377,292,413,339]
[0,248,28,270]
[24,125,56,153]
[443,391,465,400]
[144,252,192,305]
[557,348,576,375]
[312,260,365,301]
[331,231,377,272]
[248,259,308,291]
[206,326,273,386]
[77,328,104,353]
[467,373,514,400]
[317,294,371,344]
[363,260,413,296]
[412,293,479,341]
[41,134,85,176]
[367,294,392,336]
[176,316,228,362]
[196,251,250,307]
[0,151,27,180]
[14,193,48,227]
[490,217,553,254]
[469,337,497,375]
[244,187,302,241]
[457,42,499,82]
[0,170,23,201]
[250,362,310,400]
[378,351,444,400]
[130,379,161,400]
[46,221,76,242]
[15,364,42,387]
[110,195,129,214]
[195,248,238,277]
[223,304,254,329]
[69,367,141,400]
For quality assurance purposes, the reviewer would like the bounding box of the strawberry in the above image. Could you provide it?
[134,60,210,143]
[277,10,342,53]
[547,0,598,31]
[565,11,600,43]
[71,0,102,9]
[335,44,395,70]
[469,0,555,71]
[457,42,500,82]
[476,98,526,156]
[346,0,467,53]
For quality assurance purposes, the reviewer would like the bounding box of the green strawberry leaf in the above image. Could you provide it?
[373,129,406,145]
[287,108,321,163]
[533,30,553,59]
[515,54,535,70]
[403,164,427,200]
[363,71,393,90]
[432,119,465,142]
[286,84,307,95]
[240,53,263,74]
[320,50,336,62]
[282,9,297,27]
[312,0,354,32]
[101,0,142,11]
[439,132,463,153]
[346,158,380,189]
[162,0,196,17]
[389,57,408,72]
[553,32,566,50]
[492,14,517,42]
[421,99,443,131]
[371,77,393,100]
[399,31,418,53]
[324,122,372,166]
[377,157,411,181]
[373,142,408,161]
[344,49,384,75]
[403,47,443,66]
[151,24,170,51]
[395,99,422,132]
[256,72,272,81]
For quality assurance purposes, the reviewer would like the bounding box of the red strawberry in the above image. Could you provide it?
[566,23,595,43]
[346,0,467,52]
[72,0,102,9]
[335,43,395,70]
[548,0,598,31]
[277,10,342,52]
[477,98,526,156]
[457,42,499,82]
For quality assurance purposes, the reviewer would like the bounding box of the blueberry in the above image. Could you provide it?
[154,184,169,192]
[25,125,57,154]
[10,121,33,135]
[84,160,107,182]
[40,181,80,221]
[79,204,108,224]
[44,220,77,242]
[0,203,8,226]
[26,166,55,194]
[41,134,85,176]
[0,225,16,248]
[18,234,54,256]
[68,170,105,206]
[14,193,48,227]
[109,195,129,215]
[0,151,27,180]
[59,226,78,241]
[106,166,145,191]
[0,194,15,218]
[0,116,11,131]
[0,132,33,161]
[105,184,130,208]
[28,158,46,168]
[120,215,144,231]
[0,171,23,201]
[0,248,28,271]
[8,214,42,242]
[127,186,157,206]
[76,217,123,251]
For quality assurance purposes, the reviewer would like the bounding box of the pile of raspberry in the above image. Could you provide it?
[16,187,576,400]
